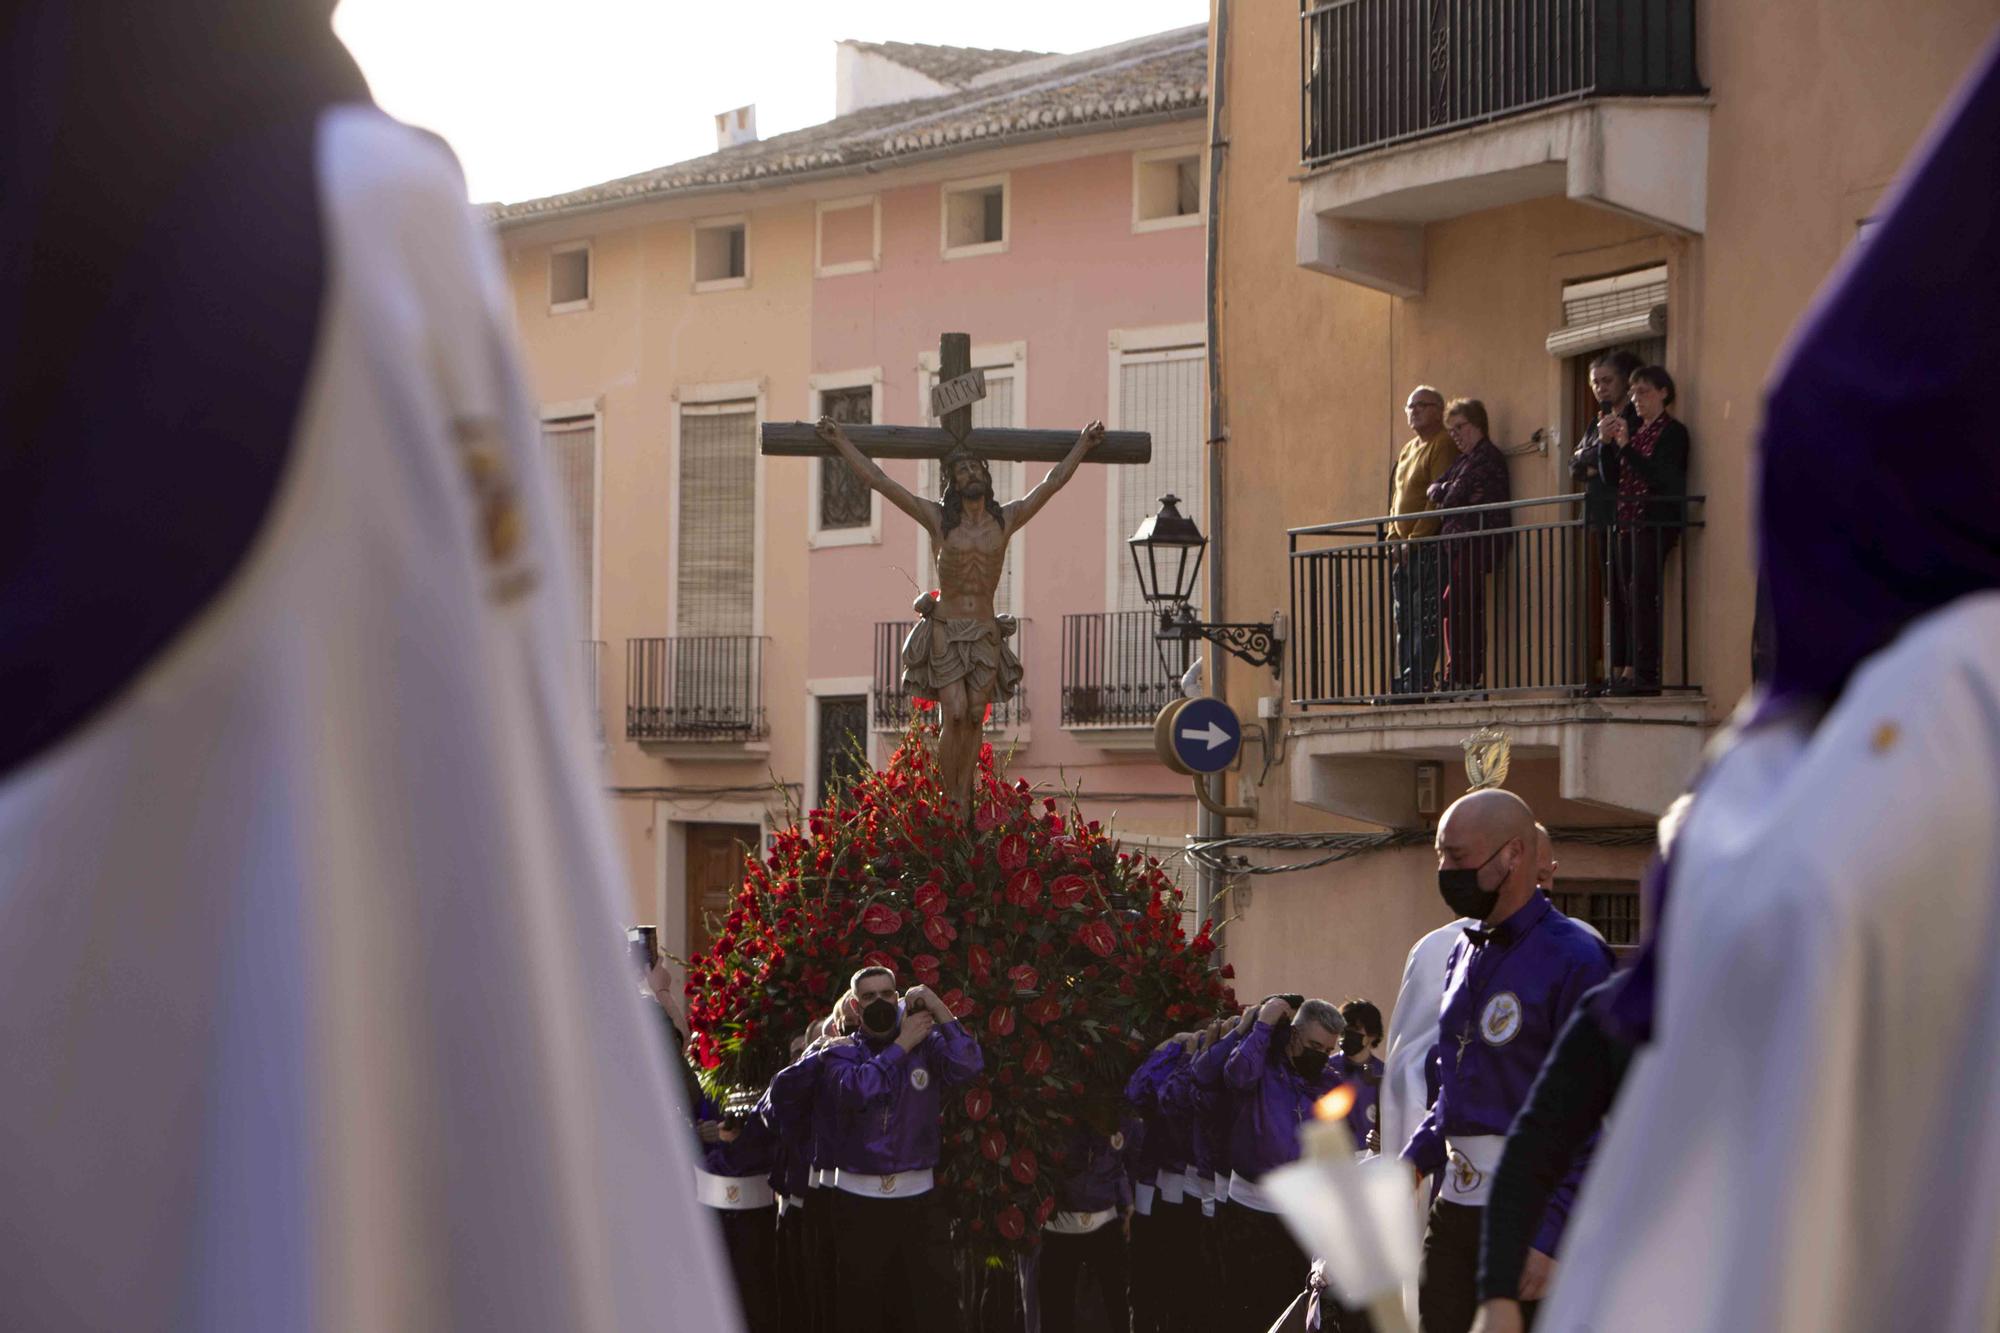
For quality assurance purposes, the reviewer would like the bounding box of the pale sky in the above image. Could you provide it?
[332,0,1210,205]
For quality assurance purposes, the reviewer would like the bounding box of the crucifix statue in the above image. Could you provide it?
[760,332,1151,819]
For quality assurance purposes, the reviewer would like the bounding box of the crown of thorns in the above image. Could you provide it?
[941,448,993,482]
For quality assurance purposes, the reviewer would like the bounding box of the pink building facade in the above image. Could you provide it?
[493,29,1214,952]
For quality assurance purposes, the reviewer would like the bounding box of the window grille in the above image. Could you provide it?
[818,386,873,530]
[541,416,597,628]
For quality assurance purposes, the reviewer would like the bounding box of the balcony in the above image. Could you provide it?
[872,620,1027,734]
[1285,494,1707,822]
[625,635,769,749]
[1060,611,1194,743]
[1295,0,1707,296]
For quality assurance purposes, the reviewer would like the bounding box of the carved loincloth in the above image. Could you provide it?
[901,616,1022,703]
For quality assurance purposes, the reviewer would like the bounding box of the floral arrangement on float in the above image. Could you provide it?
[683,721,1232,1256]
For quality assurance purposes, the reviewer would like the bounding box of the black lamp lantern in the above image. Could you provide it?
[1126,493,1208,606]
[1127,494,1284,675]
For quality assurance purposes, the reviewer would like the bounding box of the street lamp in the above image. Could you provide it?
[1127,494,1284,674]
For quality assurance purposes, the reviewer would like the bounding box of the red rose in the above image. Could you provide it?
[964,1086,992,1122]
[1006,963,1039,993]
[988,1005,1016,1038]
[996,835,1029,872]
[980,1128,1008,1161]
[922,914,958,950]
[911,953,941,987]
[1076,920,1117,958]
[996,1205,1026,1241]
[914,883,948,916]
[1009,1149,1038,1184]
[1025,995,1061,1025]
[1004,871,1042,908]
[1023,1040,1053,1077]
[860,903,903,936]
[1048,875,1090,909]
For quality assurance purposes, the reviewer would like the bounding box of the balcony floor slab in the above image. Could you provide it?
[1288,694,1709,825]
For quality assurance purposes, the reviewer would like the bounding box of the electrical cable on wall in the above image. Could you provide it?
[1184,825,1659,877]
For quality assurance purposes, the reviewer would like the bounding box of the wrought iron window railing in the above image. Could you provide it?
[1288,494,1703,706]
[625,635,768,741]
[1060,611,1194,728]
[872,619,1028,732]
[1300,0,1702,167]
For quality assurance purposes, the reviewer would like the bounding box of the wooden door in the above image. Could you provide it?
[685,822,757,959]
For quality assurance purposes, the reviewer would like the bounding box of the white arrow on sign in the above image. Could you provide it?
[1180,721,1234,751]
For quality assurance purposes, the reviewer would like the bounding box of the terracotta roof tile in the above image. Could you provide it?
[490,24,1206,225]
[846,39,1048,87]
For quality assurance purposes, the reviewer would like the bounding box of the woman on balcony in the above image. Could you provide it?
[1599,365,1691,694]
[1429,400,1512,692]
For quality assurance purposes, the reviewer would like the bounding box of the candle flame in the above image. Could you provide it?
[1315,1084,1357,1122]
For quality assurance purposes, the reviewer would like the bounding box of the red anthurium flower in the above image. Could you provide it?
[996,835,1029,872]
[974,802,1003,832]
[1022,1040,1053,1077]
[980,1128,1008,1161]
[988,1005,1016,1038]
[967,945,992,981]
[1048,875,1090,909]
[1006,963,1038,993]
[861,950,897,972]
[1077,920,1117,958]
[964,1086,992,1122]
[941,988,968,1015]
[1009,1149,1038,1184]
[914,883,948,916]
[1034,1196,1056,1227]
[1004,871,1042,908]
[996,1205,1026,1241]
[860,903,903,936]
[922,913,958,950]
[1220,963,1236,979]
[911,954,941,987]
[1025,995,1061,1025]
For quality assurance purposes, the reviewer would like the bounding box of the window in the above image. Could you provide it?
[1544,264,1667,359]
[1111,337,1206,611]
[1548,878,1643,955]
[676,402,757,636]
[1134,150,1204,230]
[817,386,874,532]
[549,243,591,312]
[816,195,880,276]
[541,414,599,631]
[941,175,1008,258]
[815,695,870,806]
[693,218,749,289]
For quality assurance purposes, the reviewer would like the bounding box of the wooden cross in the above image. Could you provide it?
[758,332,1153,465]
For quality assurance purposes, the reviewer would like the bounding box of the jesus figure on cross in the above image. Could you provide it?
[814,414,1104,816]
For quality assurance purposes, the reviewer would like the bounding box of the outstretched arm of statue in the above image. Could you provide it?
[1006,420,1104,532]
[816,416,942,539]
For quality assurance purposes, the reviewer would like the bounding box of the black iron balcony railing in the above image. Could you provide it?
[625,635,768,742]
[872,619,1028,731]
[1300,0,1702,167]
[1288,494,1703,706]
[582,639,605,739]
[1060,611,1195,728]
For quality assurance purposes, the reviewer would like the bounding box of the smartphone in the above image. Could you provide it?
[627,925,660,977]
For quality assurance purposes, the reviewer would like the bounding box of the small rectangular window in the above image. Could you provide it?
[816,196,879,276]
[1134,151,1204,230]
[942,177,1008,257]
[817,386,874,532]
[549,243,591,311]
[694,220,748,289]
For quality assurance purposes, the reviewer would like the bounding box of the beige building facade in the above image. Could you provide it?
[1203,0,1997,1009]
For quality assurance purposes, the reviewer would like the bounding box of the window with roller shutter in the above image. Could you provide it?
[1112,346,1205,612]
[541,415,598,633]
[676,403,756,636]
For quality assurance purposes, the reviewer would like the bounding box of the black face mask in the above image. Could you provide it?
[860,998,901,1038]
[1290,1047,1331,1082]
[1438,841,1513,921]
[1339,1029,1367,1058]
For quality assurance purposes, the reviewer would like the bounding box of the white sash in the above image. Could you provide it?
[1442,1135,1507,1208]
[832,1167,935,1199]
[695,1169,775,1211]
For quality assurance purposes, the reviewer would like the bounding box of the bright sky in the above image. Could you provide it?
[332,0,1210,205]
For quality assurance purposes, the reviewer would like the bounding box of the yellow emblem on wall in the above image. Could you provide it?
[453,417,537,603]
[1462,725,1512,790]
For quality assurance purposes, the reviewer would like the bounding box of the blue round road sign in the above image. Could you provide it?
[1169,697,1242,773]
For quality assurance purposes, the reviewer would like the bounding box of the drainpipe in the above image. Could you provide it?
[1198,0,1231,942]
